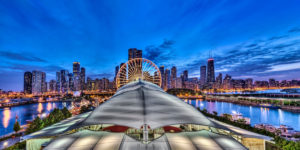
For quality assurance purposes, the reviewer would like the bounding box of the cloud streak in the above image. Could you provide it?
[0,51,47,62]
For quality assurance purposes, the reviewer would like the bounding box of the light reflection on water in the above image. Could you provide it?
[187,99,300,131]
[0,101,71,137]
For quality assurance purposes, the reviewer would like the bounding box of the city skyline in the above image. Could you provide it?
[1,0,300,91]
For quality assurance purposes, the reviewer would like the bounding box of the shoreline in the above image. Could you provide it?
[204,96,300,113]
[0,100,72,109]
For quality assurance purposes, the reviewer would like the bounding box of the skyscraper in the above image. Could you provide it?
[215,73,222,89]
[49,80,56,92]
[56,72,61,93]
[207,58,215,83]
[165,69,171,90]
[24,71,32,94]
[159,66,165,89]
[128,48,142,60]
[73,62,80,76]
[80,67,86,90]
[223,74,232,89]
[183,70,188,81]
[171,66,177,88]
[73,62,81,91]
[115,65,119,77]
[32,70,43,94]
[60,70,69,93]
[200,66,206,86]
[68,73,74,91]
[41,72,47,93]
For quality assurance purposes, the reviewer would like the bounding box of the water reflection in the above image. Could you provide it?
[37,103,43,113]
[47,102,52,111]
[0,101,71,137]
[2,108,11,128]
[185,99,300,131]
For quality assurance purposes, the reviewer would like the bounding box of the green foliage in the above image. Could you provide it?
[25,107,72,135]
[13,121,21,133]
[4,141,26,150]
[80,105,88,114]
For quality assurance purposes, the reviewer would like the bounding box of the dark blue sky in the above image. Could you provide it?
[1,0,300,91]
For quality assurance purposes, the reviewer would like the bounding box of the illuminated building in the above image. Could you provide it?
[41,72,47,93]
[175,77,183,88]
[269,78,276,88]
[164,69,171,89]
[223,74,232,89]
[183,70,188,81]
[86,77,92,91]
[56,72,61,93]
[207,58,215,83]
[60,70,69,93]
[49,80,56,92]
[214,73,222,89]
[159,66,165,89]
[80,67,86,90]
[73,62,81,91]
[115,65,119,78]
[68,73,74,91]
[245,78,253,89]
[128,48,142,60]
[171,66,177,88]
[32,70,43,94]
[24,71,32,94]
[200,65,206,86]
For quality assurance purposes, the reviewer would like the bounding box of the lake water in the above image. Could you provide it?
[0,101,72,137]
[185,99,300,131]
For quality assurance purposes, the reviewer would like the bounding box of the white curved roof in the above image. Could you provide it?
[72,80,218,129]
[44,130,247,150]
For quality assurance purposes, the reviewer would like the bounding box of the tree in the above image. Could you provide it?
[213,111,218,116]
[62,107,72,118]
[80,105,88,114]
[13,121,21,133]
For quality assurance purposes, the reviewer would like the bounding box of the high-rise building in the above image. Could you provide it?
[175,77,183,88]
[49,80,56,92]
[60,70,69,93]
[41,72,47,93]
[87,77,92,91]
[80,67,86,90]
[159,66,165,89]
[269,78,276,88]
[24,72,32,94]
[245,78,253,89]
[200,66,206,85]
[128,48,142,60]
[56,72,61,93]
[115,65,119,77]
[183,70,188,81]
[223,74,232,89]
[215,73,222,89]
[207,58,215,83]
[165,69,171,90]
[171,66,177,88]
[73,62,80,76]
[32,70,43,94]
[73,62,81,91]
[68,73,74,91]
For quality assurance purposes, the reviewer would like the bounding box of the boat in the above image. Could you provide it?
[257,103,280,109]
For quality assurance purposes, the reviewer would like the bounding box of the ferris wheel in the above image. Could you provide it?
[116,58,161,89]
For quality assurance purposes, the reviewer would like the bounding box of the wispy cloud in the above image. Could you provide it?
[0,51,47,62]
[144,39,176,65]
[163,27,300,80]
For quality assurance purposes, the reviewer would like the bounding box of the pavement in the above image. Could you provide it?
[0,136,20,149]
